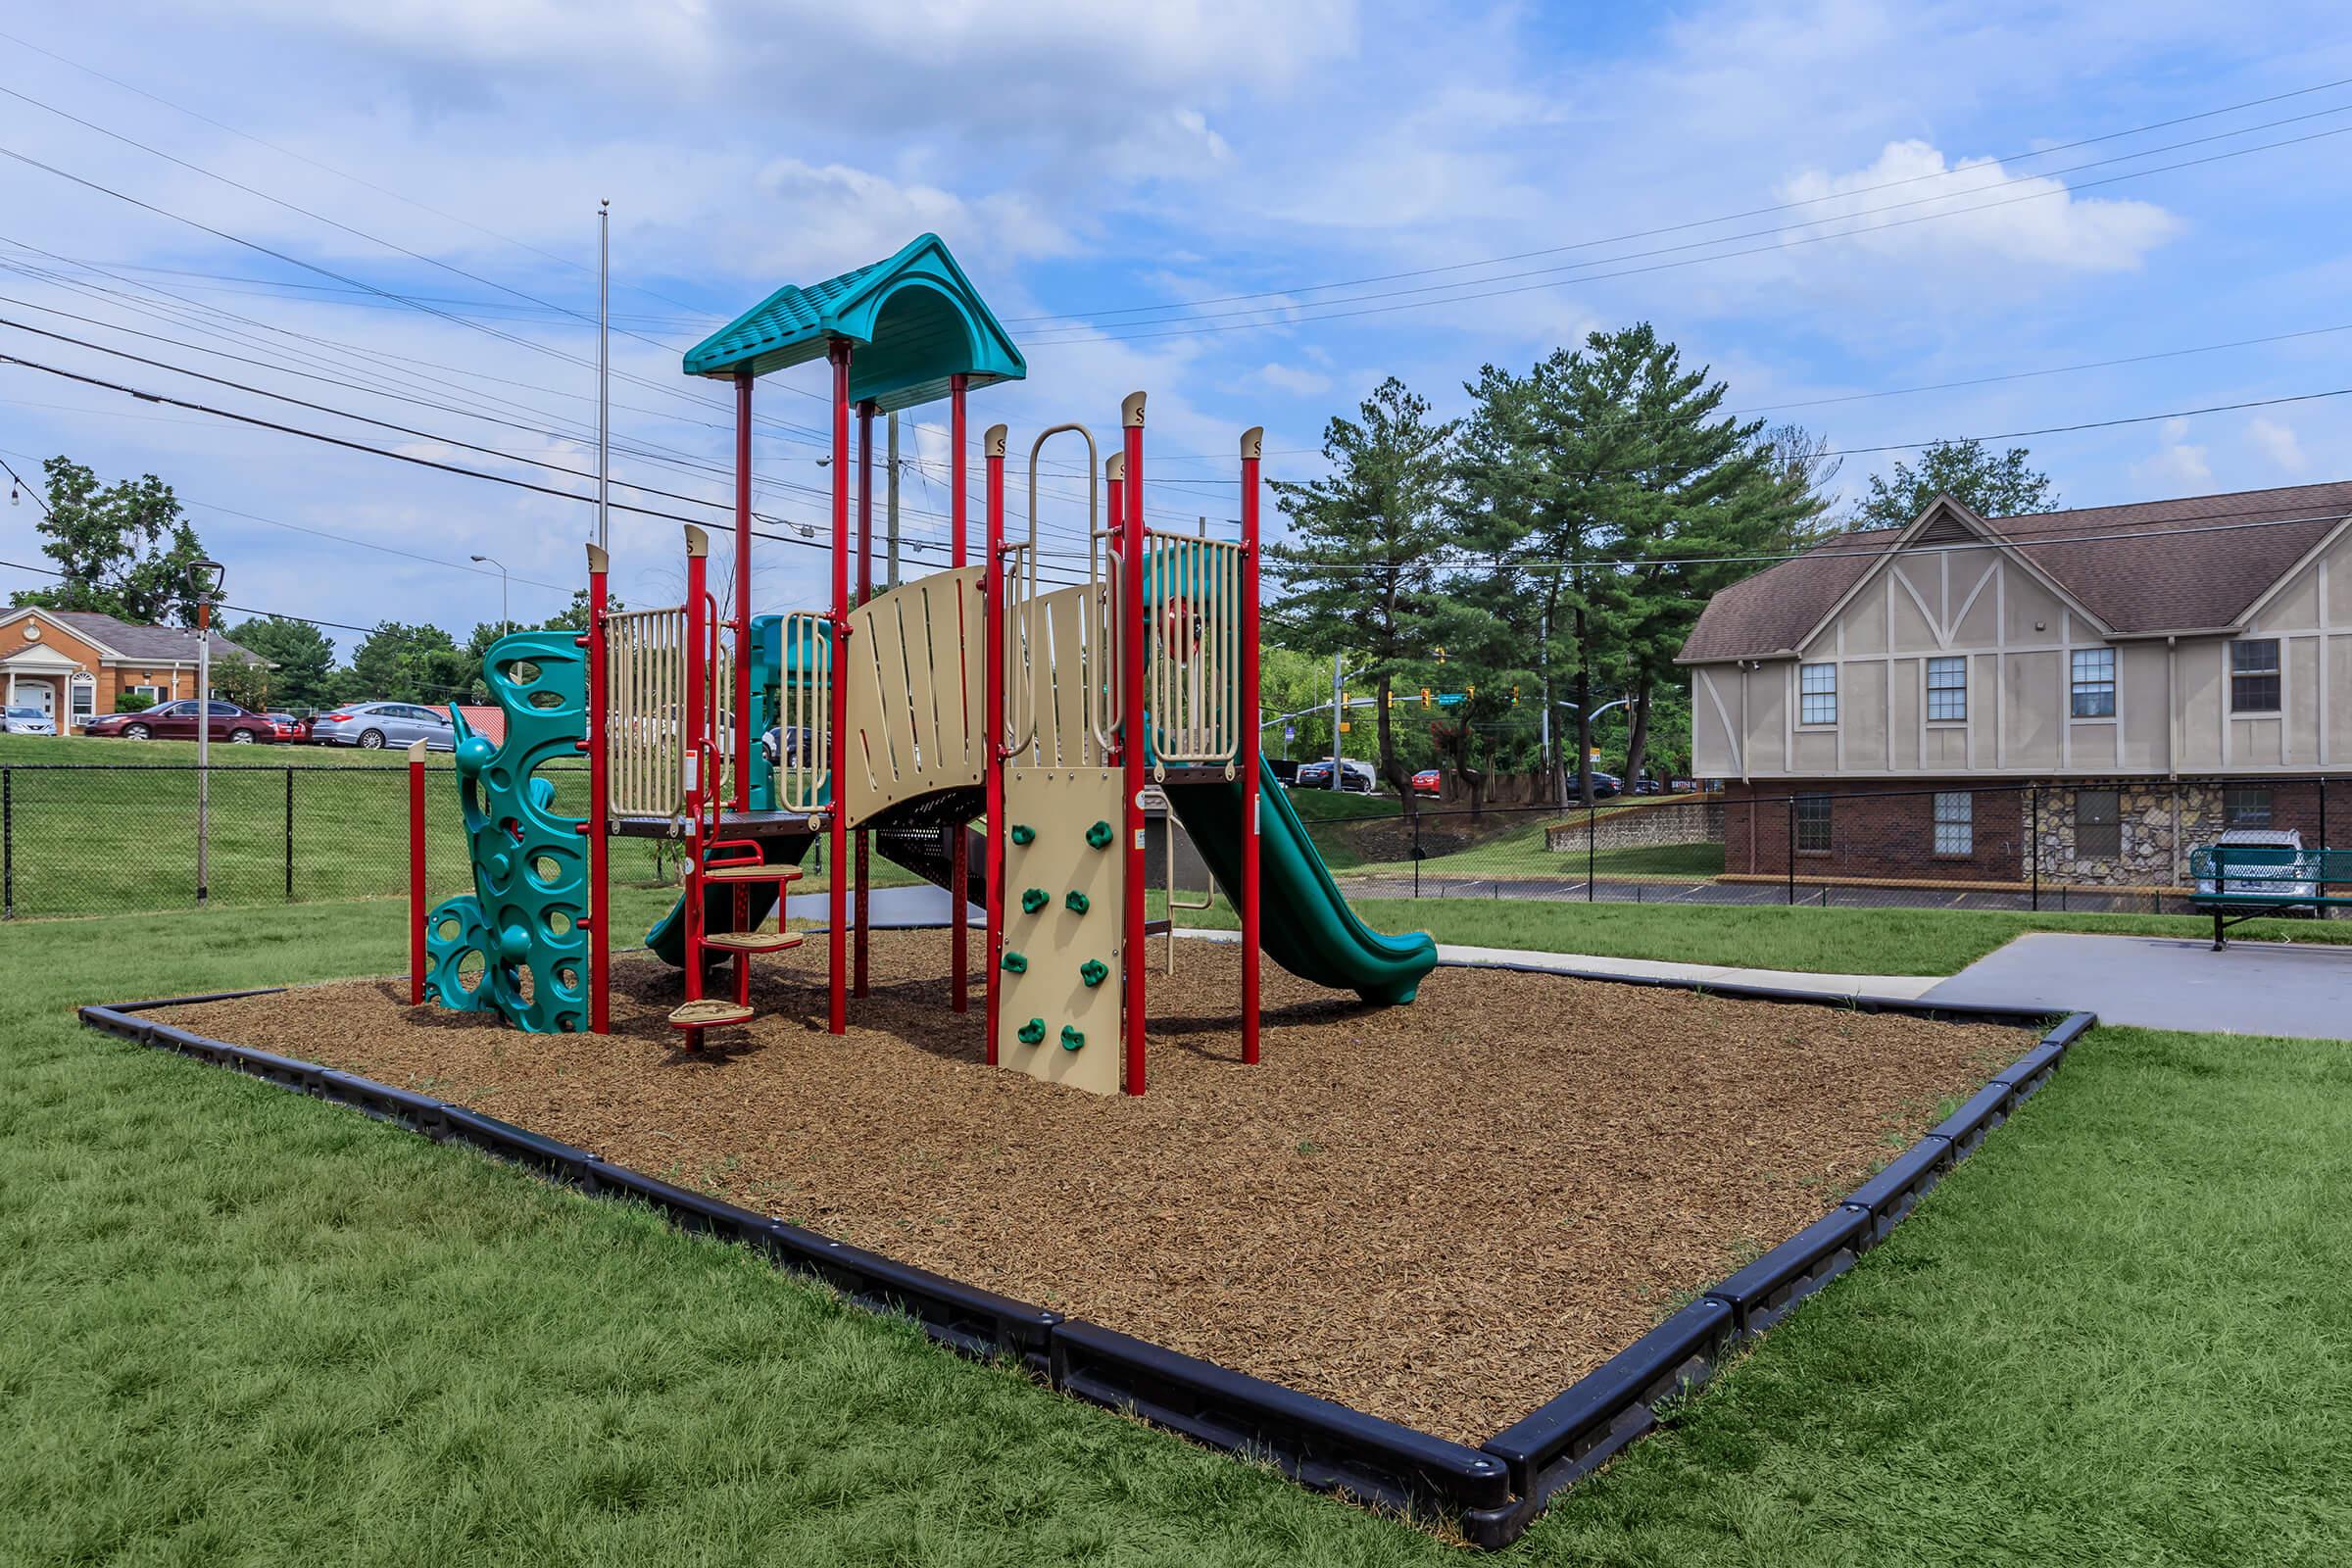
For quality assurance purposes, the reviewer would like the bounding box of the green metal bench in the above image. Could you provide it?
[2187,844,2352,949]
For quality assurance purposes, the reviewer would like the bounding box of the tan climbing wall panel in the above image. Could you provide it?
[996,766,1124,1097]
[841,566,983,828]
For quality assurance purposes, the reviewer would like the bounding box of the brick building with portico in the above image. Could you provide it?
[0,605,265,730]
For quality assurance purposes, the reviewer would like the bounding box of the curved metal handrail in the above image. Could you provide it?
[1014,423,1097,760]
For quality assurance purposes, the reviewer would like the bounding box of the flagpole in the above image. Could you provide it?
[597,198,611,552]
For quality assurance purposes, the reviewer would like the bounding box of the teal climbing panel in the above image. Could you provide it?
[422,631,590,1033]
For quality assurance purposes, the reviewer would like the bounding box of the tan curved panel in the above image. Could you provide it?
[841,565,985,827]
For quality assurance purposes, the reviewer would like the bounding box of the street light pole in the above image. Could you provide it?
[188,556,225,906]
[470,555,511,633]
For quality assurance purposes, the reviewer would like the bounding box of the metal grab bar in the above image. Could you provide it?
[1011,424,1095,761]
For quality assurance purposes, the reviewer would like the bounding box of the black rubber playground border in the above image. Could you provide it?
[77,981,2094,1548]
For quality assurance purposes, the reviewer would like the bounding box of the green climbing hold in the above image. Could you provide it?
[1010,824,1036,846]
[1059,1024,1085,1052]
[1085,820,1113,850]
[1016,1017,1046,1046]
[1001,951,1027,974]
[1063,889,1090,914]
[1080,958,1108,988]
[1021,887,1050,913]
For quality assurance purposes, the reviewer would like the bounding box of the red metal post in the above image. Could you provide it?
[1120,391,1148,1096]
[983,422,1006,1064]
[949,372,969,1012]
[584,543,611,1033]
[733,372,753,811]
[827,341,851,1035]
[682,526,710,1038]
[408,739,426,1005]
[1240,427,1263,1065]
[855,399,874,999]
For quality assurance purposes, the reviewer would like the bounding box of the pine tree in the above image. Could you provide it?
[1266,378,1485,811]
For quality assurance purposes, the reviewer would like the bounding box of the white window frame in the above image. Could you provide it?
[1926,657,1967,722]
[70,675,95,721]
[2230,638,2280,714]
[1798,662,1838,726]
[125,684,163,704]
[2071,647,2116,719]
[1933,791,1973,856]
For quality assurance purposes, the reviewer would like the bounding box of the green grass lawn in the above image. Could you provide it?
[6,905,2349,1562]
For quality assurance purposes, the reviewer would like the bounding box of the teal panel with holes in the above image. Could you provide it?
[423,630,589,1033]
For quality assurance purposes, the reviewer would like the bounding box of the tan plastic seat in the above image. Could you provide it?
[667,998,757,1029]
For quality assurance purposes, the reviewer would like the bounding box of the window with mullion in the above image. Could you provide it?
[2070,647,2116,719]
[1798,662,1837,726]
[2230,639,2279,712]
[1926,657,1967,721]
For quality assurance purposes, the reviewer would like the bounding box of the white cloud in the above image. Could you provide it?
[1241,362,1331,397]
[2247,416,2308,475]
[1776,140,2182,273]
[2132,416,2212,491]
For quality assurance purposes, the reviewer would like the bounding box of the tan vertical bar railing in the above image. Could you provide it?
[777,611,830,813]
[1143,528,1246,773]
[603,604,689,819]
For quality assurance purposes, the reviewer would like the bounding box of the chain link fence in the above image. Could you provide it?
[0,762,679,919]
[1286,777,2348,916]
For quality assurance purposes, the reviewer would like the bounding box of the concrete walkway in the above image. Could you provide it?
[1922,933,2352,1040]
[1178,928,1943,1003]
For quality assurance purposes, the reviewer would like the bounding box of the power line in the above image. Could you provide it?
[0,451,51,515]
[1012,74,2352,325]
[1023,120,2352,346]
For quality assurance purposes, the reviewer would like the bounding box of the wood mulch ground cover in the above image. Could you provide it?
[166,935,2030,1443]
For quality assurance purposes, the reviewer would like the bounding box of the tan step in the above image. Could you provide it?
[666,998,757,1029]
[700,930,805,955]
[702,861,805,884]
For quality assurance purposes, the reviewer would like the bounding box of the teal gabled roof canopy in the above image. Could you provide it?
[682,233,1026,413]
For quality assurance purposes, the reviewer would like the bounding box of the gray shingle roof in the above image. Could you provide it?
[44,610,263,664]
[1679,480,2352,662]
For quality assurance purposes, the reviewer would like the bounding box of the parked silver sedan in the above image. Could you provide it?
[2,704,57,735]
[311,701,458,752]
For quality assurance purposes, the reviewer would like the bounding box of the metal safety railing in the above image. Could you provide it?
[776,610,831,813]
[1144,528,1246,773]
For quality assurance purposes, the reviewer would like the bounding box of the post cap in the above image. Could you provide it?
[585,543,609,573]
[406,738,428,761]
[1106,452,1126,481]
[1120,390,1146,428]
[1241,426,1263,462]
[985,422,1007,459]
[684,524,709,559]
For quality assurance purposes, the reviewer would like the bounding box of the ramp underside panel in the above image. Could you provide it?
[842,567,984,828]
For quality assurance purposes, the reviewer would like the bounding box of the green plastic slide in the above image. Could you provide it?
[1162,757,1436,1005]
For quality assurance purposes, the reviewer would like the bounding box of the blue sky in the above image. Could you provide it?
[2,0,2349,650]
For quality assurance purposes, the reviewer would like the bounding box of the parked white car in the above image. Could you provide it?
[2192,828,2316,903]
[1,705,57,735]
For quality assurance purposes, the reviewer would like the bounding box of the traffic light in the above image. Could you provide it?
[1435,646,1446,663]
[1420,687,1431,709]
[1511,684,1520,706]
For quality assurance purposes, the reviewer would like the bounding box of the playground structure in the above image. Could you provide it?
[417,233,1436,1094]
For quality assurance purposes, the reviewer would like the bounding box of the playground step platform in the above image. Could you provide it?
[667,998,758,1029]
[702,861,805,884]
[699,930,805,954]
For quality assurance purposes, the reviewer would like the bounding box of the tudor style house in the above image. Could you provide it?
[0,605,266,731]
[1678,480,2352,887]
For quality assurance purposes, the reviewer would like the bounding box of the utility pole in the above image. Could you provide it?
[597,198,611,552]
[1329,652,1343,792]
[188,557,225,906]
[886,411,901,588]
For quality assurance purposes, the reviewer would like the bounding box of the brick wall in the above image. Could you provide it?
[1722,778,2344,886]
[1721,780,2025,882]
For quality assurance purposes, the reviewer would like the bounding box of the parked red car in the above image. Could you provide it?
[83,699,298,745]
[1411,768,1443,798]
